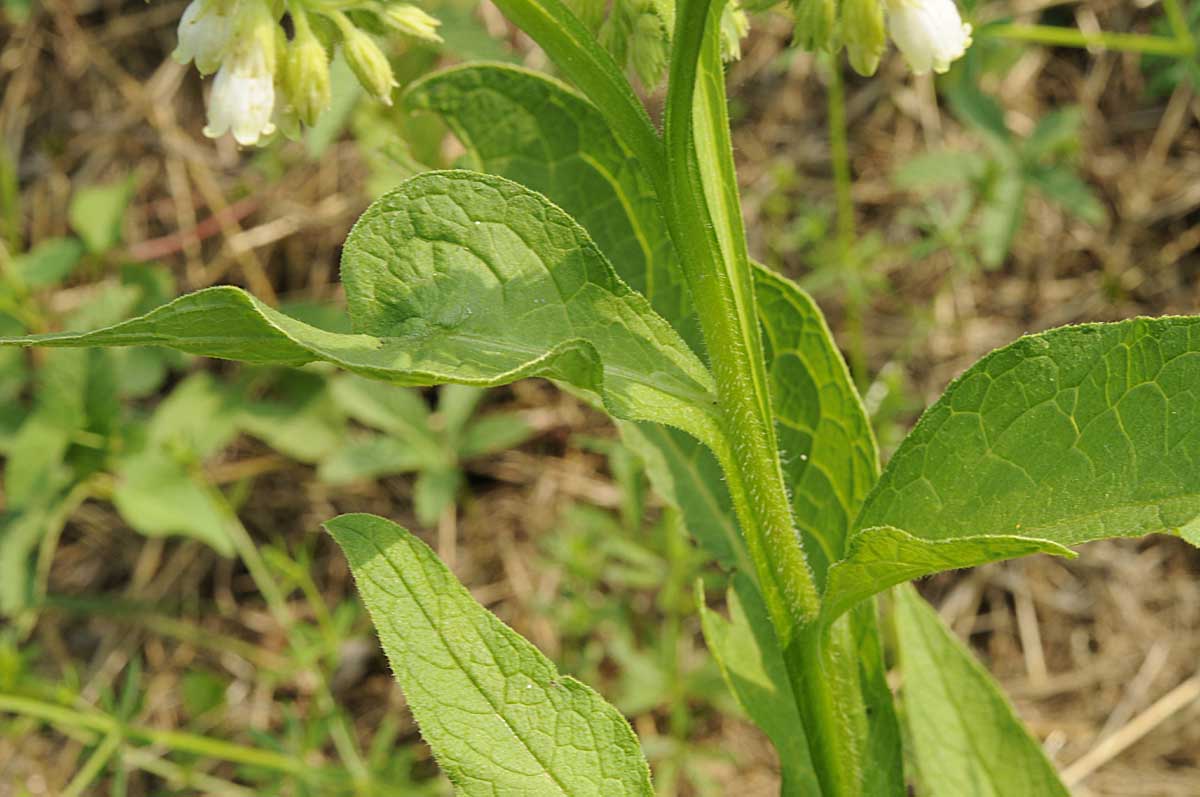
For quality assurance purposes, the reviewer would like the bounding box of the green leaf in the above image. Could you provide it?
[413,467,462,526]
[437,384,486,442]
[756,267,879,585]
[459,412,535,459]
[698,574,819,797]
[324,513,654,796]
[829,317,1200,621]
[14,237,85,287]
[1029,166,1106,227]
[111,450,235,557]
[411,60,904,791]
[824,526,1072,625]
[893,150,988,191]
[977,167,1024,268]
[236,371,346,463]
[143,373,240,461]
[0,172,721,449]
[404,63,701,350]
[487,0,668,193]
[331,376,432,440]
[618,422,749,571]
[68,178,135,254]
[893,584,1069,797]
[319,435,427,484]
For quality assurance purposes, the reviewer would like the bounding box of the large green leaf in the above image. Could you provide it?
[893,584,1069,797]
[828,317,1200,621]
[405,63,701,352]
[325,513,653,796]
[0,172,720,448]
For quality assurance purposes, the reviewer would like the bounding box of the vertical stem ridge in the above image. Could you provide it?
[663,0,821,642]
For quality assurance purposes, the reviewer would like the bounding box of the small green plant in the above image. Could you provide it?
[320,377,537,525]
[6,2,1200,796]
[894,99,1105,270]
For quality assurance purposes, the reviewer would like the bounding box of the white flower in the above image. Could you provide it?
[203,36,276,146]
[885,0,972,75]
[174,0,236,75]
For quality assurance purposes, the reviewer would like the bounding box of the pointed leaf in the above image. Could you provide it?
[1,172,720,448]
[830,317,1200,621]
[325,513,653,796]
[893,584,1069,797]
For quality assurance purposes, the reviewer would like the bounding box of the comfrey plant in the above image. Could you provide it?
[12,1,1200,795]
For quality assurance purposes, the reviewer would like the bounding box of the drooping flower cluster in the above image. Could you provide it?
[792,0,973,76]
[174,0,441,147]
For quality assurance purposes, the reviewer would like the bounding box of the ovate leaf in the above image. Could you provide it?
[828,317,1200,621]
[893,584,1069,797]
[404,63,699,351]
[0,172,720,448]
[325,513,653,796]
[111,450,234,557]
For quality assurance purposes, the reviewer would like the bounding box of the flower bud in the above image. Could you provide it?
[378,4,442,42]
[174,0,236,75]
[792,0,835,52]
[341,26,397,105]
[843,0,886,75]
[885,0,973,75]
[285,15,331,126]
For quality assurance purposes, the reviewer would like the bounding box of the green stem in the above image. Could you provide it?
[1162,0,1194,45]
[0,693,317,778]
[983,23,1195,57]
[663,0,821,647]
[63,729,123,797]
[489,0,666,190]
[825,55,866,387]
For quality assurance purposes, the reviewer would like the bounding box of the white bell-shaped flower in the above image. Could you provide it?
[203,33,276,146]
[885,0,972,75]
[174,0,236,75]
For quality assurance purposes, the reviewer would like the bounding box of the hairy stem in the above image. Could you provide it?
[825,54,866,387]
[663,0,820,642]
